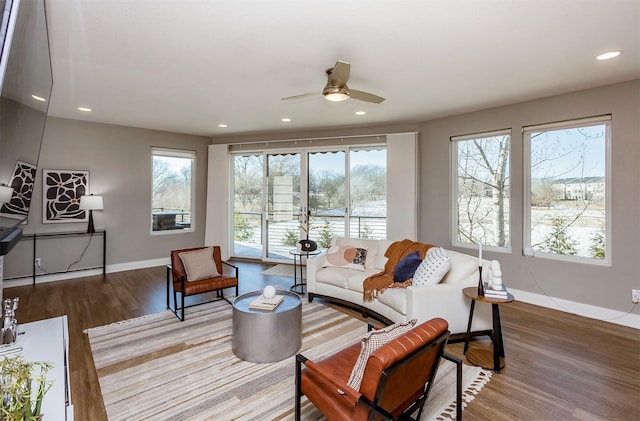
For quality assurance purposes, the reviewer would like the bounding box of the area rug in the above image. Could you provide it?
[260,263,299,278]
[86,300,490,420]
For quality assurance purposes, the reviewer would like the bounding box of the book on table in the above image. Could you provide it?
[484,283,509,299]
[249,294,284,311]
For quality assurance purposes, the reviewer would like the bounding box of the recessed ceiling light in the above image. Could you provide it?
[281,118,291,122]
[355,111,366,116]
[218,124,228,128]
[596,50,622,60]
[31,94,46,102]
[77,107,92,112]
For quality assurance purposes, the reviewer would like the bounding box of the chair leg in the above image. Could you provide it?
[442,353,463,421]
[180,290,185,321]
[166,266,170,310]
[295,354,307,421]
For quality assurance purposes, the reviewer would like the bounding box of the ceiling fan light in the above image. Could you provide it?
[323,86,350,102]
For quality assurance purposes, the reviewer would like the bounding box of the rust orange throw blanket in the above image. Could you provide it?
[363,239,434,301]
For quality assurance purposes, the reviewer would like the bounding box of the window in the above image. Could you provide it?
[151,148,195,233]
[451,130,511,249]
[524,116,610,264]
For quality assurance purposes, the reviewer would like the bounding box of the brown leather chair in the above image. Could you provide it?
[295,318,462,421]
[167,246,238,321]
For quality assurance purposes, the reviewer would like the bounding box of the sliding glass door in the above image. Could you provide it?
[232,146,386,260]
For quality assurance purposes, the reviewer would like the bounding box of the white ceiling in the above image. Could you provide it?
[44,0,640,138]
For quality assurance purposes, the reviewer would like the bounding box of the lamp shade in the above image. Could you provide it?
[0,185,13,203]
[79,194,103,210]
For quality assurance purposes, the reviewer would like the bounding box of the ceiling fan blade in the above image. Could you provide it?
[350,89,385,104]
[329,60,350,86]
[281,92,317,101]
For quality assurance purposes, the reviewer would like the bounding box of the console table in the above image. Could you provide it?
[20,230,106,285]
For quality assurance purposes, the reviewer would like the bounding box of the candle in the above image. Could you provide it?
[478,240,483,267]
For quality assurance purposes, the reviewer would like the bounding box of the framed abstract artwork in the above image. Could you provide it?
[42,169,89,223]
[0,161,37,221]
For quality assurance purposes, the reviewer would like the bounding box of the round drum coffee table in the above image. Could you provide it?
[232,290,302,363]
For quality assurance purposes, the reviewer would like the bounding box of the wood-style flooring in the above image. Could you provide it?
[5,261,639,420]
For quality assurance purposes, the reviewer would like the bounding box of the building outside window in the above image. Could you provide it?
[451,130,511,250]
[151,147,195,233]
[524,116,610,263]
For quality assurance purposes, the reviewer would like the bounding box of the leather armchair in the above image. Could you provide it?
[295,318,462,421]
[167,246,238,321]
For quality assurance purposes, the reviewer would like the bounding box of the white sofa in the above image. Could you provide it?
[306,237,493,336]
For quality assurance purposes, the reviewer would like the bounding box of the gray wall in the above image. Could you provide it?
[420,79,640,315]
[3,117,210,277]
[5,81,639,317]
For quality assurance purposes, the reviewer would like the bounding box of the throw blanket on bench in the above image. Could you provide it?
[363,239,434,301]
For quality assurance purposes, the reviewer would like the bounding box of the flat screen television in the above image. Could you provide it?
[0,0,52,255]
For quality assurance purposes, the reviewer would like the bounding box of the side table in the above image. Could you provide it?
[462,286,514,373]
[288,249,320,294]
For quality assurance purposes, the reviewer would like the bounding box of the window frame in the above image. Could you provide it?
[523,115,612,265]
[450,129,512,253]
[150,147,196,235]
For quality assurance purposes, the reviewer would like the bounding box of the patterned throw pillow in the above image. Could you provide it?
[179,247,220,281]
[347,319,417,391]
[323,245,368,271]
[393,251,423,282]
[413,247,451,286]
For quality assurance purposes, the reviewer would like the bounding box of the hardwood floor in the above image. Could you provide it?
[5,261,639,420]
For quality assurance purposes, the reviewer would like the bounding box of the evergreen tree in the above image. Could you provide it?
[541,216,578,255]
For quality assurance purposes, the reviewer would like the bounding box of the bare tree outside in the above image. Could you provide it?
[151,151,193,231]
[527,123,607,260]
[454,133,510,248]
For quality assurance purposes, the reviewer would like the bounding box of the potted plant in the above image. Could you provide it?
[0,355,53,421]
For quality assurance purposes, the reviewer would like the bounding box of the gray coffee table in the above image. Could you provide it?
[232,290,302,363]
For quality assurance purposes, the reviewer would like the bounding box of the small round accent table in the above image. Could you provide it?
[232,290,302,363]
[288,249,321,294]
[462,286,514,373]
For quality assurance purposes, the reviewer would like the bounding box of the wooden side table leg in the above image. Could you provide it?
[463,300,475,354]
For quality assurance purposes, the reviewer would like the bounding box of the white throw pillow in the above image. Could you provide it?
[412,247,451,286]
[323,245,368,271]
[179,247,220,281]
[347,319,417,391]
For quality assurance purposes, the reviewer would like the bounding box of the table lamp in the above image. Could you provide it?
[79,194,103,233]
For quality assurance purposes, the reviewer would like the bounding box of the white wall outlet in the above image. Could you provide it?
[35,258,41,267]
[523,247,534,257]
[632,289,640,304]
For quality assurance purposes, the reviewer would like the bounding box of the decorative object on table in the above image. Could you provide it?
[42,169,89,224]
[79,194,104,234]
[248,293,284,311]
[263,285,276,299]
[477,239,484,296]
[484,261,508,299]
[1,297,19,345]
[0,161,37,220]
[0,355,53,421]
[296,238,317,252]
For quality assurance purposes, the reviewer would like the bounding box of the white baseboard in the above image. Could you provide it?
[510,288,640,330]
[3,257,171,287]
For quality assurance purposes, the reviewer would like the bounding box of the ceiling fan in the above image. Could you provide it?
[282,60,385,104]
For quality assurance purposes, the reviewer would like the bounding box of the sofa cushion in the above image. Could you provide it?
[178,247,220,281]
[376,288,407,315]
[347,319,417,391]
[413,247,451,286]
[393,251,422,282]
[324,245,367,271]
[335,237,379,269]
[374,239,394,270]
[316,266,352,288]
[440,249,479,284]
[346,269,380,293]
